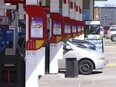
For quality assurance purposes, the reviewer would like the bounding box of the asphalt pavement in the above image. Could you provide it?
[39,38,116,87]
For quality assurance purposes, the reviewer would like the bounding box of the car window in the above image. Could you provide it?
[72,42,87,48]
[110,29,116,31]
[63,39,87,48]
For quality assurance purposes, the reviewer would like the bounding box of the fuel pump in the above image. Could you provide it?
[49,13,64,73]
[25,5,47,87]
[0,1,25,87]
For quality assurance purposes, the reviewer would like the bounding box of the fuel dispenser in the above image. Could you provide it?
[64,17,72,39]
[25,5,47,87]
[49,13,64,73]
[0,1,26,87]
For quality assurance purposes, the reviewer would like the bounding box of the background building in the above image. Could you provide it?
[83,0,94,20]
[94,7,116,26]
[94,7,100,20]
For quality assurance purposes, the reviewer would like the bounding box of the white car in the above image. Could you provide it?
[106,25,116,39]
[58,39,108,75]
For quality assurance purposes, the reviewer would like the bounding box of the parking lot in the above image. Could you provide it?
[39,39,116,87]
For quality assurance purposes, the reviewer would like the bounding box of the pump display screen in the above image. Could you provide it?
[31,17,43,38]
[72,25,76,33]
[53,21,61,35]
[64,23,71,34]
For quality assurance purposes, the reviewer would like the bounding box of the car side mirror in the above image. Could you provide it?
[64,45,72,51]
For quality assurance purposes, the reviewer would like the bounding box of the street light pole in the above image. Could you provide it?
[110,11,113,25]
[104,15,107,26]
[112,11,113,25]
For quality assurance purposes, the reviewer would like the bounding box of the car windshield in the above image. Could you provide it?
[73,42,87,48]
[110,29,116,31]
[63,39,87,48]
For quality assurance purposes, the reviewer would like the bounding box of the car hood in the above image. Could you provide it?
[74,46,106,58]
[64,39,106,58]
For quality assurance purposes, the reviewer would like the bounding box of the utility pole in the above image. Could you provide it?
[104,14,107,26]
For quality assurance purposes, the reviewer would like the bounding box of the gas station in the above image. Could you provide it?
[0,0,106,87]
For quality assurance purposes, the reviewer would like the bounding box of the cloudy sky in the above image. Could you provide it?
[95,0,116,7]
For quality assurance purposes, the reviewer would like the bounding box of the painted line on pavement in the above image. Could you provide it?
[106,63,116,67]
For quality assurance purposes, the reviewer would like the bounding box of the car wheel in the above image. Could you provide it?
[79,59,94,75]
[111,34,116,42]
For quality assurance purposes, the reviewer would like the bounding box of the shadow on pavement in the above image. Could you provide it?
[58,70,66,74]
[91,71,103,74]
[58,70,103,75]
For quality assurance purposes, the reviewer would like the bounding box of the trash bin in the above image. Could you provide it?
[65,58,78,78]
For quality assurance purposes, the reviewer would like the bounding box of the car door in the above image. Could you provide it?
[58,42,78,69]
